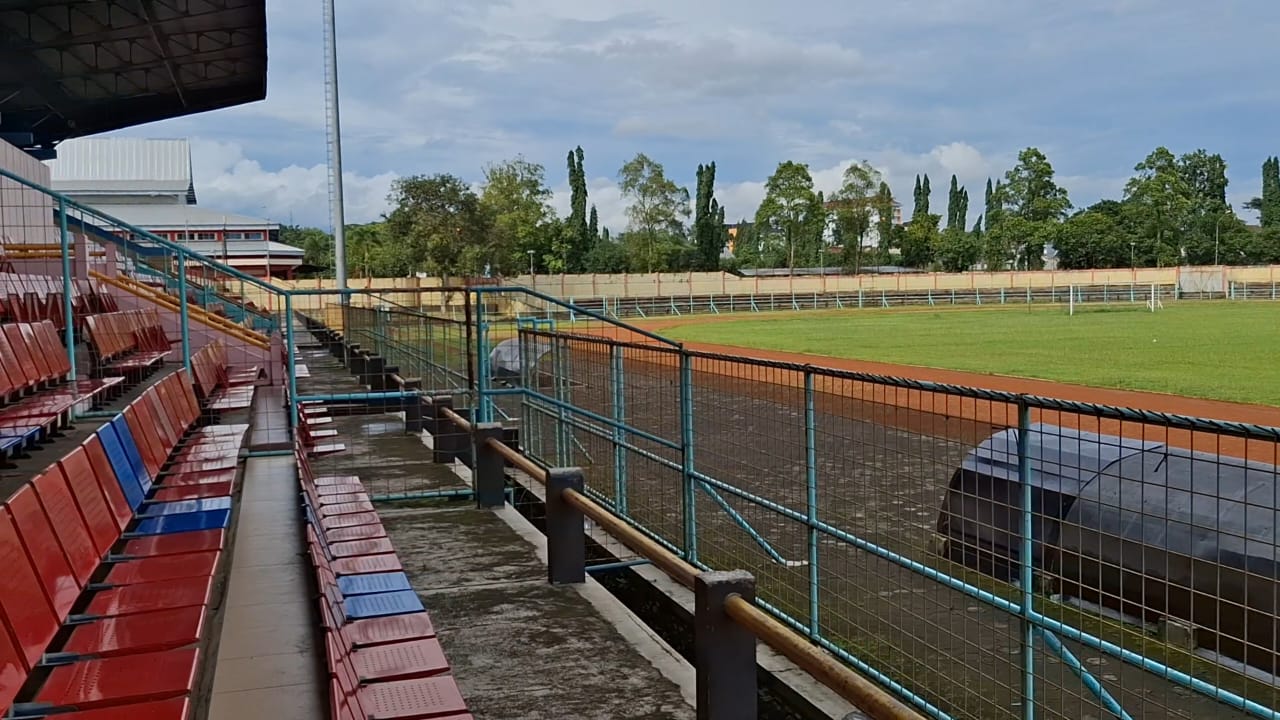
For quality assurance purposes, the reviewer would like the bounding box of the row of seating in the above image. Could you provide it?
[0,321,124,461]
[83,310,172,378]
[0,369,249,718]
[296,443,473,720]
[0,275,117,330]
[191,341,259,413]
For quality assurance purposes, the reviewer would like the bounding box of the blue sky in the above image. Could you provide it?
[111,0,1278,232]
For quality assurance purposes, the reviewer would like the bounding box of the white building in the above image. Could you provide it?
[47,137,303,278]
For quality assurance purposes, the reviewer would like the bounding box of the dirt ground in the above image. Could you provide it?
[506,336,1265,720]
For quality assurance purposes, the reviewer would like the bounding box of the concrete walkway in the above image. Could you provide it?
[297,337,695,719]
[206,399,326,719]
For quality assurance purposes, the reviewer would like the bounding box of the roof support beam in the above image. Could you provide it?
[135,0,186,106]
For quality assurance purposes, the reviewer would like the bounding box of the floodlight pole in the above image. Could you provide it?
[322,0,348,302]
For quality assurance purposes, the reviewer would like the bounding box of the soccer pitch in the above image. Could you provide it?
[659,302,1280,407]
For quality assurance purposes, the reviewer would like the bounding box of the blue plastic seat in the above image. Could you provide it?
[343,590,423,620]
[97,423,145,511]
[138,496,232,518]
[337,572,413,597]
[129,509,231,537]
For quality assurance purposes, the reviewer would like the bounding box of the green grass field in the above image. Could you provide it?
[661,302,1280,406]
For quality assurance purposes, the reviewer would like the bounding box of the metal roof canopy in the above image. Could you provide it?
[0,0,267,154]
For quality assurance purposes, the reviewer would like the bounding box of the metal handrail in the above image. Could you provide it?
[433,398,922,720]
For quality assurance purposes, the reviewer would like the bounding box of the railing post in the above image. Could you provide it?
[476,290,493,423]
[1017,398,1036,720]
[429,395,456,464]
[472,422,506,508]
[611,344,628,516]
[177,250,191,371]
[286,293,299,430]
[57,198,77,405]
[546,468,585,584]
[680,352,698,564]
[695,570,757,720]
[804,371,819,637]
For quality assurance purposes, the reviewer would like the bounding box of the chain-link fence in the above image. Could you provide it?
[501,302,1280,720]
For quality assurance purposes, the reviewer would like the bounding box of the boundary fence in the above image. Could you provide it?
[7,160,1280,719]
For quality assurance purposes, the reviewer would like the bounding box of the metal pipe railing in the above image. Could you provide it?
[429,402,923,720]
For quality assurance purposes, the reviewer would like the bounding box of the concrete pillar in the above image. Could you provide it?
[545,468,585,585]
[472,422,506,509]
[365,355,385,390]
[402,379,423,433]
[695,570,758,720]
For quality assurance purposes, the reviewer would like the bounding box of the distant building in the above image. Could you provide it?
[47,137,302,278]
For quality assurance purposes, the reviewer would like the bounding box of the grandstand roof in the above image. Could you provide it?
[0,0,267,155]
[49,138,196,201]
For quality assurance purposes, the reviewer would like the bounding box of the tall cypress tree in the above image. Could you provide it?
[694,162,726,270]
[947,175,960,229]
[921,174,931,216]
[566,146,591,267]
[588,205,599,240]
[985,178,1004,230]
[1263,156,1280,228]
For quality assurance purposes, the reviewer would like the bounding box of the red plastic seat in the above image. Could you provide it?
[6,487,80,618]
[58,452,119,557]
[31,647,199,712]
[44,697,191,720]
[62,606,206,658]
[326,524,388,543]
[83,576,213,617]
[149,482,234,502]
[104,551,220,586]
[119,530,225,559]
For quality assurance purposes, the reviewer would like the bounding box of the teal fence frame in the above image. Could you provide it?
[4,159,1276,719]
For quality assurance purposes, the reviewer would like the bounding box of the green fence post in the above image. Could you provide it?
[177,250,191,371]
[57,199,76,402]
[1018,399,1036,720]
[476,295,492,423]
[286,293,299,430]
[805,371,819,637]
[612,344,628,515]
[680,352,698,564]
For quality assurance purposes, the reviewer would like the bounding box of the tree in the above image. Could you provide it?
[566,146,593,265]
[1261,157,1280,228]
[1124,147,1194,265]
[618,153,691,273]
[946,175,969,231]
[279,225,333,275]
[480,156,555,275]
[832,160,882,274]
[985,178,1004,231]
[1054,209,1130,269]
[912,173,932,219]
[755,161,822,270]
[385,174,494,282]
[588,205,599,241]
[872,181,896,263]
[1001,148,1071,222]
[901,213,939,268]
[933,226,979,272]
[693,162,728,271]
[582,237,629,273]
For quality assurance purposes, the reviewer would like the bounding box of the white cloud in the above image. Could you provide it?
[104,0,1274,239]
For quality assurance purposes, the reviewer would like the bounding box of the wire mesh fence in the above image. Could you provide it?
[499,306,1280,720]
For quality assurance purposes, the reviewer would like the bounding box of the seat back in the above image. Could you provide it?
[0,506,61,672]
[110,415,153,496]
[85,434,134,531]
[6,484,79,618]
[98,422,147,512]
[32,470,100,588]
[59,446,119,558]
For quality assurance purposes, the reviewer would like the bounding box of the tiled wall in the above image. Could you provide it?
[0,140,57,245]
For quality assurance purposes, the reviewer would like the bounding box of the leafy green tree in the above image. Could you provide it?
[755,161,823,270]
[480,156,555,275]
[984,178,1004,231]
[832,161,881,274]
[618,153,691,273]
[1124,147,1194,264]
[588,205,599,241]
[912,173,932,219]
[582,237,629,273]
[1053,210,1131,269]
[932,226,979,272]
[385,174,494,282]
[693,162,728,270]
[901,213,939,268]
[1001,148,1071,222]
[279,225,333,275]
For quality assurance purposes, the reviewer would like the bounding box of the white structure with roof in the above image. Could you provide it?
[46,137,303,278]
